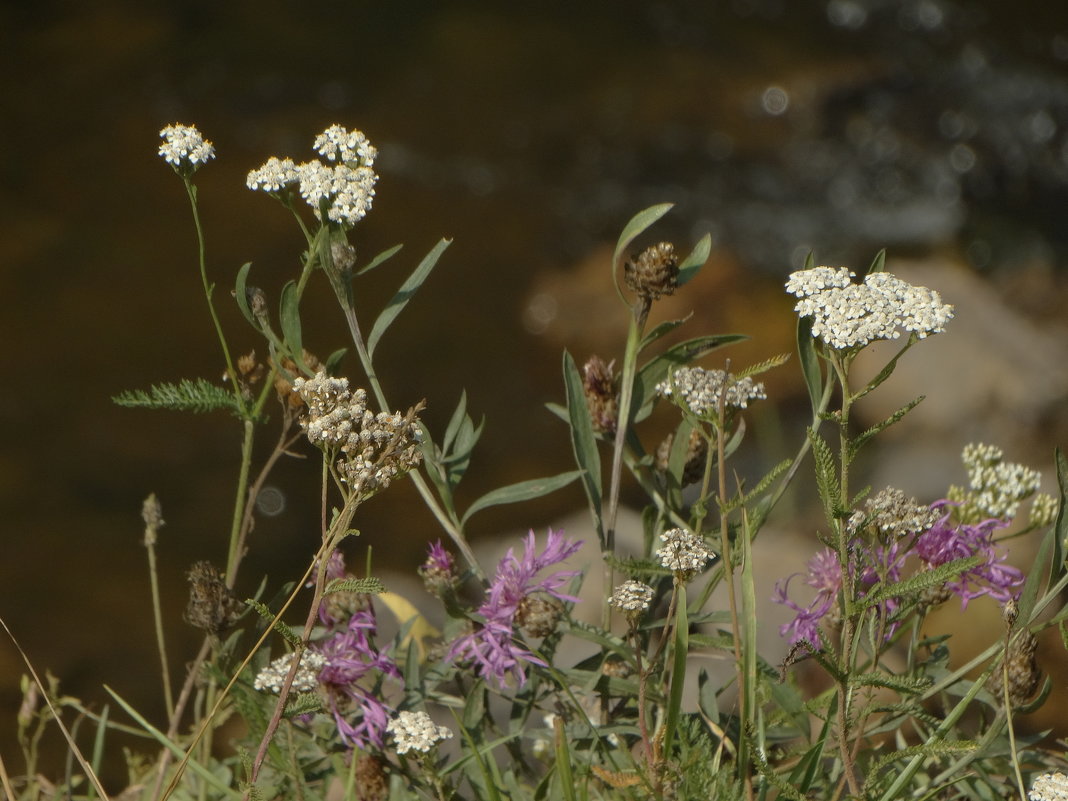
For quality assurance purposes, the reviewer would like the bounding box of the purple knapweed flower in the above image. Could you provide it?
[774,542,905,647]
[419,539,458,597]
[307,551,401,750]
[914,501,1024,608]
[448,528,582,689]
[773,548,842,646]
[315,607,401,749]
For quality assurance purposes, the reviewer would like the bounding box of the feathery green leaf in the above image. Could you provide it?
[113,378,241,415]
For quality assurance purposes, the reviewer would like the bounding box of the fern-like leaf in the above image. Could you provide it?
[808,427,841,523]
[324,577,385,596]
[113,378,240,415]
[848,396,924,462]
[736,352,790,380]
[861,554,984,609]
[245,600,300,646]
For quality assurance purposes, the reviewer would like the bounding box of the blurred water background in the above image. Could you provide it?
[3,0,1068,781]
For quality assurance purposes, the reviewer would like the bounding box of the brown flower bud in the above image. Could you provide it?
[582,355,618,435]
[986,628,1042,707]
[655,428,708,486]
[516,594,564,638]
[624,242,678,301]
[331,240,357,273]
[184,561,241,636]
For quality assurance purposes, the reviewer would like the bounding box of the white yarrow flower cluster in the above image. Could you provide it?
[657,367,766,415]
[784,266,855,296]
[958,442,1043,520]
[246,156,299,192]
[610,580,655,613]
[296,160,377,226]
[292,371,422,493]
[158,124,215,170]
[847,487,940,539]
[337,408,424,492]
[656,528,715,575]
[247,125,378,228]
[787,267,953,350]
[292,372,368,446]
[1030,771,1068,801]
[387,710,452,755]
[253,650,326,694]
[314,123,377,167]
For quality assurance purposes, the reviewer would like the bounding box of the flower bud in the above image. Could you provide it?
[624,241,678,301]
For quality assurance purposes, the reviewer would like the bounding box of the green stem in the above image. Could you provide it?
[182,179,244,414]
[713,384,752,800]
[328,264,483,578]
[1003,628,1027,801]
[224,420,256,585]
[829,352,861,797]
[142,498,174,719]
[604,301,648,626]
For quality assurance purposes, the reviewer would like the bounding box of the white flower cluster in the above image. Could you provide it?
[960,442,1043,520]
[252,650,326,694]
[656,528,715,574]
[246,156,298,192]
[787,267,953,350]
[784,266,855,296]
[387,710,452,755]
[609,580,655,613]
[657,367,766,415]
[847,487,939,539]
[246,125,378,227]
[292,371,422,494]
[158,124,215,169]
[292,372,368,446]
[314,124,377,167]
[337,408,424,493]
[1030,771,1068,801]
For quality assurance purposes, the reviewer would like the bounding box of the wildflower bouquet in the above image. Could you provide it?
[7,122,1068,801]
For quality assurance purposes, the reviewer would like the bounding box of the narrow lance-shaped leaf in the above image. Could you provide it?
[1014,521,1055,632]
[442,390,470,454]
[279,280,308,374]
[324,348,347,375]
[865,248,887,277]
[235,262,256,326]
[1052,446,1067,575]
[797,316,823,414]
[612,203,674,270]
[639,316,690,351]
[367,238,451,359]
[563,350,604,546]
[355,243,403,276]
[461,471,583,527]
[676,232,711,288]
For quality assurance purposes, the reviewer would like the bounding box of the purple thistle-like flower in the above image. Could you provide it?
[914,502,1024,608]
[774,542,905,647]
[305,550,402,750]
[315,609,401,749]
[448,528,581,689]
[424,540,454,574]
[773,548,841,645]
